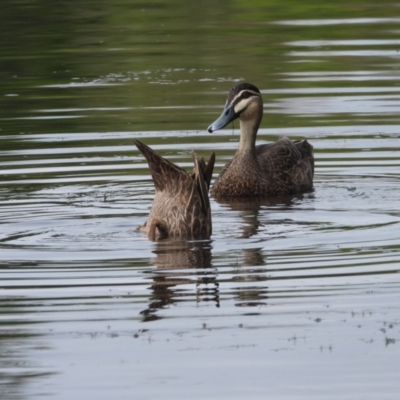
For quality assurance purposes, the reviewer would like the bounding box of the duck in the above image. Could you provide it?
[134,139,215,241]
[207,83,314,199]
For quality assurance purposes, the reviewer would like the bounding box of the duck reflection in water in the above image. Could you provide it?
[219,194,299,239]
[217,195,311,311]
[140,240,219,322]
[134,139,215,241]
[233,247,269,311]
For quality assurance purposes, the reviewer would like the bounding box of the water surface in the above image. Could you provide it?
[1,1,400,399]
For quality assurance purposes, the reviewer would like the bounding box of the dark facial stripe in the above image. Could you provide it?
[230,89,261,107]
[226,83,261,103]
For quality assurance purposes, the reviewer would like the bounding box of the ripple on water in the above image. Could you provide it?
[2,8,400,400]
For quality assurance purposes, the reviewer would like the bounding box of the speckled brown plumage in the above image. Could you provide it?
[134,139,215,241]
[208,83,314,199]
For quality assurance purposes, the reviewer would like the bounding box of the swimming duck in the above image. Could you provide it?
[208,83,314,199]
[134,139,215,241]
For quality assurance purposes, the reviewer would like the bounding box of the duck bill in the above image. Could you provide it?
[207,103,239,133]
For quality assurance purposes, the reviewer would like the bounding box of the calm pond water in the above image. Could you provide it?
[1,1,400,399]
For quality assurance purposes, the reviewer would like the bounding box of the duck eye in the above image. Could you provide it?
[242,92,250,99]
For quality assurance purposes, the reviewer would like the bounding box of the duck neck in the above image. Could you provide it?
[237,97,263,154]
[238,118,261,155]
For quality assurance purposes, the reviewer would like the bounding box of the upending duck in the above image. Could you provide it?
[208,83,314,199]
[134,139,215,241]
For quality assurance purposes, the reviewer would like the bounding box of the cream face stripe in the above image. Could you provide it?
[232,89,261,113]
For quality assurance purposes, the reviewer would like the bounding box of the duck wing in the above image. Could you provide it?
[256,136,314,193]
[256,136,302,173]
[192,152,216,191]
[191,151,215,215]
[294,139,314,178]
[134,139,192,194]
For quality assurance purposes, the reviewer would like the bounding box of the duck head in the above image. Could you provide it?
[207,83,263,133]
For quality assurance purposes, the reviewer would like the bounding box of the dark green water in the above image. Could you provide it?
[1,1,400,399]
